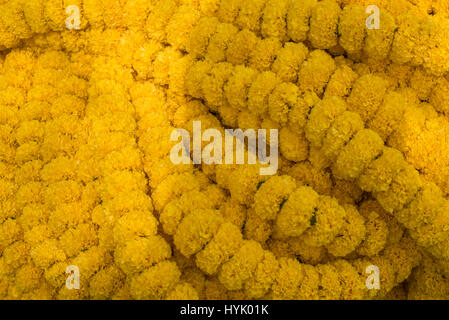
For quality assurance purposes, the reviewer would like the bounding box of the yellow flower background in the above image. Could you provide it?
[0,0,449,299]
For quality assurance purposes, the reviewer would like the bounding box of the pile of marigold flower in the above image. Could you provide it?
[0,0,449,300]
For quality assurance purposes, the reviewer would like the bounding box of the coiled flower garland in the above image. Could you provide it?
[0,0,448,299]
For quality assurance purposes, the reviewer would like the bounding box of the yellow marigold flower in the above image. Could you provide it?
[324,65,358,99]
[333,129,384,180]
[0,218,22,249]
[44,180,81,209]
[14,142,39,165]
[88,265,125,300]
[272,43,308,83]
[308,0,340,49]
[0,198,17,222]
[360,200,404,246]
[174,209,223,257]
[249,37,282,72]
[288,238,326,265]
[305,96,347,148]
[138,126,176,160]
[72,246,111,281]
[104,190,153,218]
[268,82,299,125]
[372,255,397,296]
[419,18,449,77]
[274,186,319,239]
[358,147,405,193]
[195,222,243,275]
[166,282,199,300]
[331,260,365,300]
[243,209,272,244]
[129,261,181,300]
[300,195,346,247]
[338,6,366,57]
[152,171,207,212]
[347,74,388,122]
[205,22,238,63]
[396,182,444,232]
[218,200,245,228]
[152,47,184,85]
[279,127,309,162]
[199,0,220,17]
[226,29,259,66]
[144,158,192,191]
[15,181,43,209]
[409,67,437,101]
[285,97,310,135]
[181,266,206,298]
[224,65,258,110]
[219,240,264,291]
[367,92,408,141]
[48,202,90,237]
[187,17,219,58]
[0,17,20,49]
[145,0,177,42]
[375,163,422,213]
[326,205,366,257]
[0,179,15,205]
[3,50,36,89]
[179,188,223,213]
[123,0,152,31]
[0,105,19,129]
[271,257,303,299]
[102,171,147,199]
[331,178,363,205]
[83,0,104,29]
[30,239,66,269]
[115,236,172,275]
[296,264,320,299]
[3,241,30,271]
[131,40,163,80]
[320,111,363,164]
[408,255,449,300]
[0,0,32,40]
[113,211,158,245]
[247,71,280,116]
[227,164,265,204]
[253,175,297,221]
[236,109,260,130]
[102,0,126,29]
[203,278,229,299]
[409,200,449,248]
[0,87,26,106]
[286,0,316,42]
[261,0,288,41]
[59,223,98,258]
[15,264,42,294]
[298,50,336,96]
[384,237,421,283]
[356,211,387,257]
[33,68,63,87]
[429,77,449,116]
[244,250,278,298]
[316,264,341,299]
[234,0,265,32]
[16,203,47,232]
[166,5,201,51]
[24,224,52,247]
[216,0,240,23]
[185,60,212,99]
[385,63,413,90]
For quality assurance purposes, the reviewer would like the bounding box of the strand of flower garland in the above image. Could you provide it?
[2,0,449,76]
